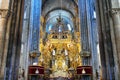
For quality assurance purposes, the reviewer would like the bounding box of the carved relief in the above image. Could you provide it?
[0,9,9,18]
[111,8,120,15]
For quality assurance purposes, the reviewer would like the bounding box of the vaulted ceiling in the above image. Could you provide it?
[42,0,79,33]
[42,0,78,17]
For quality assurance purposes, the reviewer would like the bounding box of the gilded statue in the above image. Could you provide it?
[52,54,68,72]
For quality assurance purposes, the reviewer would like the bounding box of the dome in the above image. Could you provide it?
[45,10,74,33]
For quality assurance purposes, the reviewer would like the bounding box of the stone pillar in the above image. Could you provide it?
[111,8,120,79]
[0,1,9,79]
[112,8,120,59]
[0,9,8,77]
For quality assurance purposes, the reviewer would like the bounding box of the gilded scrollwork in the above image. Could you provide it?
[39,31,82,76]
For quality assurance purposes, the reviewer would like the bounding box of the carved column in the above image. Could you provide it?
[0,9,7,61]
[111,8,120,79]
[0,9,8,75]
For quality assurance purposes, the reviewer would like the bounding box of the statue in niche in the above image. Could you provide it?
[51,54,68,78]
[52,54,68,72]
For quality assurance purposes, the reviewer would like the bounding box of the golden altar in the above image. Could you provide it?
[38,31,82,78]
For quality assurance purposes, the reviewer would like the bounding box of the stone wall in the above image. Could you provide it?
[95,0,120,79]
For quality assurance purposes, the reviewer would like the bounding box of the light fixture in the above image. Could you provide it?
[35,68,39,74]
[82,68,86,74]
